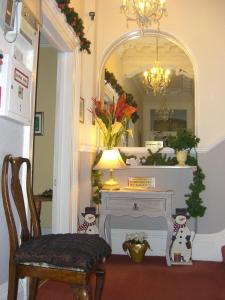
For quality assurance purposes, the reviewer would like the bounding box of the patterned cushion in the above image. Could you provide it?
[14,234,111,272]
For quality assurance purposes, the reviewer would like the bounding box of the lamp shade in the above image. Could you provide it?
[94,149,127,170]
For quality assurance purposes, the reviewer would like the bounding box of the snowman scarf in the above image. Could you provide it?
[173,221,186,233]
[78,220,96,232]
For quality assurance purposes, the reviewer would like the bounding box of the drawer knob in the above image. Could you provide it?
[133,203,139,210]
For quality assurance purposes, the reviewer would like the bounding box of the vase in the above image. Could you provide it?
[124,242,149,263]
[176,150,187,166]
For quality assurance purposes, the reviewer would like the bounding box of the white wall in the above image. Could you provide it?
[0,119,24,284]
[70,0,84,17]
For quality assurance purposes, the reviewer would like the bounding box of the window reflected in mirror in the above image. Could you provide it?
[101,34,195,147]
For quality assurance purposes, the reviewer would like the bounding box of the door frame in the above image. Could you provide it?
[25,0,80,234]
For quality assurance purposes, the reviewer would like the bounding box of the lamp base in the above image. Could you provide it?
[102,178,120,190]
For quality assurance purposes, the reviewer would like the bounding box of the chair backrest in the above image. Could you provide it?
[1,155,41,254]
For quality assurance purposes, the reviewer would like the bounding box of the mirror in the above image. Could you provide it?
[100,33,195,147]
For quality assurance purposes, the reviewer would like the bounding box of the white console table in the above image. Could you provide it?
[99,189,174,266]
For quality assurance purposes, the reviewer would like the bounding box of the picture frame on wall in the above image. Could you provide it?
[34,112,44,136]
[79,97,84,123]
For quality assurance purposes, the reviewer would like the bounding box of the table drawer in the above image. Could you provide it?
[105,197,165,212]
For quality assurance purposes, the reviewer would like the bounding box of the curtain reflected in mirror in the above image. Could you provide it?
[101,34,195,147]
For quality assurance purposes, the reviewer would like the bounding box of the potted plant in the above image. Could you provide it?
[122,232,151,263]
[167,129,200,166]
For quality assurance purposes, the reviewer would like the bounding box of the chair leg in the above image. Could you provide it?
[7,262,19,300]
[28,277,39,300]
[71,283,92,300]
[95,268,105,300]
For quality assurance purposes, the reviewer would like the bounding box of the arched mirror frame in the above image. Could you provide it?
[97,30,197,153]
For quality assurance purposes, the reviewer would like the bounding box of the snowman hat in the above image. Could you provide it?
[81,206,99,217]
[172,208,190,219]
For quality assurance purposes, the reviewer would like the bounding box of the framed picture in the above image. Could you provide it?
[34,112,44,135]
[79,97,84,123]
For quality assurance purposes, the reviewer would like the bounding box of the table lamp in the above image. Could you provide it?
[94,149,127,190]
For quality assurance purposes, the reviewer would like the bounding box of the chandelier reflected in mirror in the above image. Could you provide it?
[120,0,167,30]
[143,36,171,95]
[156,96,174,121]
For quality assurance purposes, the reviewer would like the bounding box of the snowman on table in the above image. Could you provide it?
[78,207,99,235]
[170,208,192,264]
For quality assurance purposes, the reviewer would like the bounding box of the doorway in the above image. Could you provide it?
[33,39,57,233]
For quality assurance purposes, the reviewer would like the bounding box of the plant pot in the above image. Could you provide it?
[176,150,187,166]
[123,242,149,263]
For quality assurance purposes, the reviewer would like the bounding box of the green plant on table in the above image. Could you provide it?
[167,129,200,151]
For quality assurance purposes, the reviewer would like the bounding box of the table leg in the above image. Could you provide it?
[99,214,107,241]
[105,215,111,246]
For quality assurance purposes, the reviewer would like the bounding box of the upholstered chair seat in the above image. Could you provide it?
[15,233,111,272]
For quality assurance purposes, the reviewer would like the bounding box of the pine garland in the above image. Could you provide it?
[185,164,206,218]
[105,69,139,123]
[56,0,91,53]
[92,151,103,205]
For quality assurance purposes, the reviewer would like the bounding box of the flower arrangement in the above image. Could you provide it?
[90,95,137,149]
[122,232,151,263]
[123,232,149,245]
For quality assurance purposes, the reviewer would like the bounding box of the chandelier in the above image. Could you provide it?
[156,97,173,121]
[143,36,171,95]
[120,0,167,30]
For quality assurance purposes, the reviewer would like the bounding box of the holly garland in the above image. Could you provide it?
[105,69,139,123]
[56,0,91,53]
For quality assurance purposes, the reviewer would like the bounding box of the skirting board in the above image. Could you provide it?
[0,280,25,300]
[111,228,225,261]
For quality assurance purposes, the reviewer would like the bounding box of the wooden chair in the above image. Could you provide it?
[1,154,111,300]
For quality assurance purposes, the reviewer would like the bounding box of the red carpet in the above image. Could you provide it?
[37,255,225,300]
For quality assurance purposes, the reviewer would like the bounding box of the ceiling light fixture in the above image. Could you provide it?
[143,36,171,95]
[120,0,167,30]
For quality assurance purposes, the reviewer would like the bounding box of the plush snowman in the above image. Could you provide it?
[170,208,192,264]
[78,207,99,235]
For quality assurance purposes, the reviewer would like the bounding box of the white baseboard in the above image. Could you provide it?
[192,229,225,261]
[0,280,25,300]
[111,228,225,262]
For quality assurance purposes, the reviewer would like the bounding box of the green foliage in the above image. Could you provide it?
[104,69,139,123]
[55,0,91,53]
[143,149,177,166]
[185,164,206,218]
[91,151,103,204]
[167,129,200,151]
